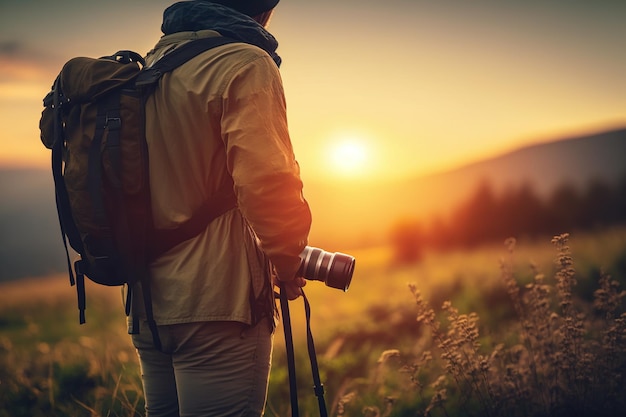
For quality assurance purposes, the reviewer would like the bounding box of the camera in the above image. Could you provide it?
[298,246,355,291]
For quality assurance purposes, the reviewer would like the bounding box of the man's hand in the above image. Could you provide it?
[279,277,306,300]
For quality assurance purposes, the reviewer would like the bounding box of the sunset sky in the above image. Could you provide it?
[1,0,625,184]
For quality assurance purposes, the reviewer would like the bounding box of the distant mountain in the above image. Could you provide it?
[1,127,625,280]
[0,168,67,282]
[420,127,626,198]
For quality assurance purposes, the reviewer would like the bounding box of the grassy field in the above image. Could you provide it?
[1,228,625,416]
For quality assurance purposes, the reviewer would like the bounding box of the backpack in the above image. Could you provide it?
[39,37,238,349]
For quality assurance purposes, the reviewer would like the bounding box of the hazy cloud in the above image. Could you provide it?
[0,39,57,86]
[0,40,22,57]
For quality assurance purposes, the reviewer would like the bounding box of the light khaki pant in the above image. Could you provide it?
[132,319,273,417]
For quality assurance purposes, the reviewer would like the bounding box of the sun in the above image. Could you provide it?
[326,132,371,178]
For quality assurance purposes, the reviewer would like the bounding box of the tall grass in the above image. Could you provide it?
[336,233,626,416]
[0,277,143,417]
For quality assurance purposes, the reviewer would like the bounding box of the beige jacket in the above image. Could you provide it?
[134,30,311,326]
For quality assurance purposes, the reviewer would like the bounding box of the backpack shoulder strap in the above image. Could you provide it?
[136,36,238,88]
[151,187,238,259]
[134,36,241,259]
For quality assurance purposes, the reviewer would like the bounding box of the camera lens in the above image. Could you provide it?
[298,246,355,291]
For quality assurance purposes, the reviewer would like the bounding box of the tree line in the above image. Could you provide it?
[389,176,626,263]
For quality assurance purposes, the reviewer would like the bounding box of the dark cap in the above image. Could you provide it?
[209,0,279,16]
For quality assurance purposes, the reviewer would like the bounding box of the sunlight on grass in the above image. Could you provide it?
[0,276,143,417]
[2,228,625,416]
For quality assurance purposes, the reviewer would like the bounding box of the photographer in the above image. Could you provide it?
[130,1,312,415]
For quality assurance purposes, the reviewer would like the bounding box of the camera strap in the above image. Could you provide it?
[279,286,328,417]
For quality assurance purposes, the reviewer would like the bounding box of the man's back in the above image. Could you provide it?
[139,29,310,327]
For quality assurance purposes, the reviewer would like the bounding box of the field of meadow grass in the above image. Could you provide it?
[1,227,625,416]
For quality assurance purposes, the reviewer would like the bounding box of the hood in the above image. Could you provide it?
[161,1,281,66]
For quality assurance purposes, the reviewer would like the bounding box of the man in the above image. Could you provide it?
[130,1,312,415]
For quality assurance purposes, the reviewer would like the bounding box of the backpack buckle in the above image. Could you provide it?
[106,116,121,130]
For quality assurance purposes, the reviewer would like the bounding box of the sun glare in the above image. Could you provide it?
[326,132,372,178]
